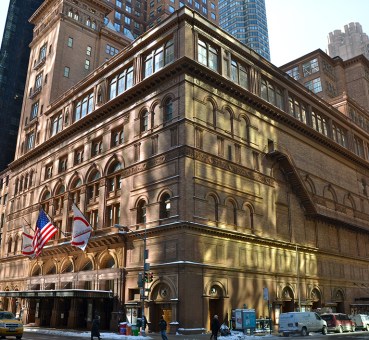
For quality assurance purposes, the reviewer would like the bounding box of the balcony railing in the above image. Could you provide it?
[29,86,42,99]
[33,57,46,70]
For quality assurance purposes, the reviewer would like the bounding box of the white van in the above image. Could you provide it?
[278,312,327,336]
[350,314,369,331]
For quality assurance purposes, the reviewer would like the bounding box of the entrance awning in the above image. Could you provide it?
[0,289,113,299]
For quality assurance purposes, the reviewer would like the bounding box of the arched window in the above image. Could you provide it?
[207,195,218,222]
[41,190,51,212]
[54,184,65,214]
[14,178,19,195]
[140,110,149,133]
[87,170,101,203]
[226,200,237,226]
[70,177,82,205]
[245,205,254,232]
[7,237,12,254]
[86,18,91,27]
[137,200,146,224]
[159,193,171,219]
[107,161,121,193]
[163,98,173,123]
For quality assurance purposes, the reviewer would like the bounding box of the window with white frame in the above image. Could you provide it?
[302,58,319,77]
[144,39,174,78]
[198,38,218,71]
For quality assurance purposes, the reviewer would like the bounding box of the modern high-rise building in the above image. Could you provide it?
[328,22,369,61]
[106,0,219,38]
[0,0,44,171]
[218,0,270,60]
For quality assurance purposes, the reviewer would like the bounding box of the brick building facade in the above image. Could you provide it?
[1,1,369,334]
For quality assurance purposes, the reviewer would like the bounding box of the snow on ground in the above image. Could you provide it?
[24,327,280,339]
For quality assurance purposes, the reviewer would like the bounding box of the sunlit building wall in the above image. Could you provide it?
[1,3,369,335]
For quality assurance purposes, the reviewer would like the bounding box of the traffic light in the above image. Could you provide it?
[138,273,144,287]
[149,272,154,282]
[144,272,149,282]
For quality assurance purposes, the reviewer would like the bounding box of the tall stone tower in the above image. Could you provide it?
[15,0,131,161]
[328,22,369,61]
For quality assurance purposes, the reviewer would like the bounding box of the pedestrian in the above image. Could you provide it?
[159,316,168,340]
[210,315,220,340]
[91,315,101,340]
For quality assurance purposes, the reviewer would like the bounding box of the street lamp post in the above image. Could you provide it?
[115,224,147,336]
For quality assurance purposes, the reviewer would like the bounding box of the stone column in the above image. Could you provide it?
[169,300,179,334]
[50,299,62,327]
[67,299,79,329]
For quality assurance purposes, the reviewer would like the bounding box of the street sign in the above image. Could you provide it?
[263,287,269,301]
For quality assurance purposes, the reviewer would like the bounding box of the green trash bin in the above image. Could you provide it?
[132,325,139,336]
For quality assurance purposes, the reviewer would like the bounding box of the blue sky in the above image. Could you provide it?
[0,0,369,67]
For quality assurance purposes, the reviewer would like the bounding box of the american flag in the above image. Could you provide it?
[32,209,57,257]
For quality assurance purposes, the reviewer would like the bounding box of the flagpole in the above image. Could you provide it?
[42,207,70,237]
[22,217,35,232]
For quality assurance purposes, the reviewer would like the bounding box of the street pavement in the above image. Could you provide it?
[24,326,278,340]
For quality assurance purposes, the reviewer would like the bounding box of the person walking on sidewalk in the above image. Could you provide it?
[210,315,220,340]
[159,316,168,340]
[91,315,101,340]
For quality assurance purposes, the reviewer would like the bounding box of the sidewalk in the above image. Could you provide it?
[24,326,280,340]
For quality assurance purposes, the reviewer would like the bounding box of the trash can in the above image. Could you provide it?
[119,322,127,335]
[132,325,139,336]
[127,323,132,336]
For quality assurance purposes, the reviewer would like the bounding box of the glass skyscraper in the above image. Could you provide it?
[0,0,43,171]
[219,0,270,61]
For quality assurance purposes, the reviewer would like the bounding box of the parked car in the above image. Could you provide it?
[278,312,327,336]
[0,311,23,339]
[320,313,355,333]
[350,314,369,331]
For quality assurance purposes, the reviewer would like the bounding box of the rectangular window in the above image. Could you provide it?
[86,46,92,56]
[45,163,53,179]
[353,136,365,158]
[67,37,73,48]
[311,110,328,136]
[38,43,47,62]
[74,148,84,165]
[51,113,63,136]
[111,127,124,147]
[286,66,300,80]
[91,138,103,157]
[85,59,90,70]
[58,156,68,173]
[30,101,39,120]
[106,44,119,56]
[64,67,70,78]
[26,132,35,151]
[305,77,322,93]
[74,93,94,121]
[116,0,122,7]
[332,123,347,147]
[35,72,43,90]
[302,58,319,77]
